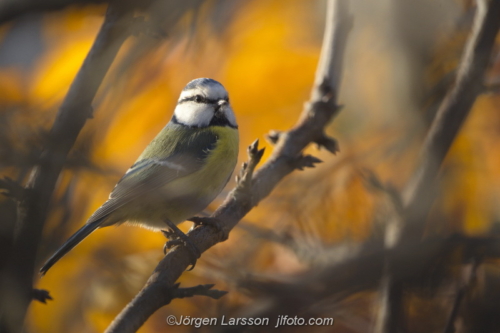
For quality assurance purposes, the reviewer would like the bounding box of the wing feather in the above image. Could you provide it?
[86,127,218,224]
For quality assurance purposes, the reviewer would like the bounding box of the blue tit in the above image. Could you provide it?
[40,78,239,275]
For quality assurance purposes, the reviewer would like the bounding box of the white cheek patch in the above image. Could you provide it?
[224,106,238,127]
[173,102,214,127]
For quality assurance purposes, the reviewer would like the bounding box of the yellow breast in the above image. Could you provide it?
[159,126,239,224]
[197,126,239,193]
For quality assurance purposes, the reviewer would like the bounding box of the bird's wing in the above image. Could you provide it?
[87,128,218,224]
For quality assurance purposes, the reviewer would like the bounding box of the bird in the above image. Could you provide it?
[40,78,239,275]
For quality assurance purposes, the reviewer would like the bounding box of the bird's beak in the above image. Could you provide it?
[215,99,228,114]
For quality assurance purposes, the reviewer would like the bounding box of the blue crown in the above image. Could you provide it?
[183,78,222,91]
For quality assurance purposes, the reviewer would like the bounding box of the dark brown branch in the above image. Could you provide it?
[105,1,353,332]
[171,284,228,300]
[228,235,500,326]
[484,82,500,94]
[0,0,108,26]
[0,5,134,332]
[360,169,404,216]
[443,258,480,333]
[375,0,500,332]
[0,177,25,201]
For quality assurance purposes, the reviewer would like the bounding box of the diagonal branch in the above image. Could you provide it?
[105,1,353,332]
[443,258,480,333]
[402,0,500,241]
[0,0,108,26]
[375,0,500,332]
[0,5,135,332]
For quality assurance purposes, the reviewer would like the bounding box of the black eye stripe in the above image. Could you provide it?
[178,96,229,105]
[178,96,214,104]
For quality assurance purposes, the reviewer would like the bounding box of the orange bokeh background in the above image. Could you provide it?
[0,0,499,332]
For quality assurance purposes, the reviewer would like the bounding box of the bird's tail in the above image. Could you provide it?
[40,218,104,276]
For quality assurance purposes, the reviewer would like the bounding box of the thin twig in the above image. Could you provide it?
[31,288,53,304]
[105,1,353,332]
[171,284,228,300]
[443,258,480,333]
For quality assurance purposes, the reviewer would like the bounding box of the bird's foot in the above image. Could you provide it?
[161,229,178,253]
[161,220,200,271]
[187,217,228,241]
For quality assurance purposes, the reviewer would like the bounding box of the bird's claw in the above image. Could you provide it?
[161,229,176,240]
[161,221,201,270]
[163,238,182,255]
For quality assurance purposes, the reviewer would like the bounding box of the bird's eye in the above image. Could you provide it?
[226,97,230,103]
[194,95,203,103]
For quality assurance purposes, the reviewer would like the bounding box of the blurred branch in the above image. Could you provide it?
[443,258,480,333]
[402,0,500,242]
[360,168,404,217]
[0,4,135,332]
[0,0,107,26]
[0,177,25,201]
[484,82,500,94]
[239,222,364,267]
[376,0,500,332]
[226,235,500,330]
[105,0,353,332]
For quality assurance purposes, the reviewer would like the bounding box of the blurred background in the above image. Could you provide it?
[0,0,499,332]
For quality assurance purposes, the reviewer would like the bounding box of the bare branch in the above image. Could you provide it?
[227,235,500,328]
[172,284,228,300]
[0,177,25,201]
[105,1,353,332]
[0,5,135,332]
[0,0,108,26]
[443,258,480,333]
[403,0,500,241]
[233,139,266,204]
[359,169,404,217]
[375,0,500,331]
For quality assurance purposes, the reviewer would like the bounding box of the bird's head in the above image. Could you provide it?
[173,78,237,129]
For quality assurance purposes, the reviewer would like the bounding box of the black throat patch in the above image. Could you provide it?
[209,111,237,128]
